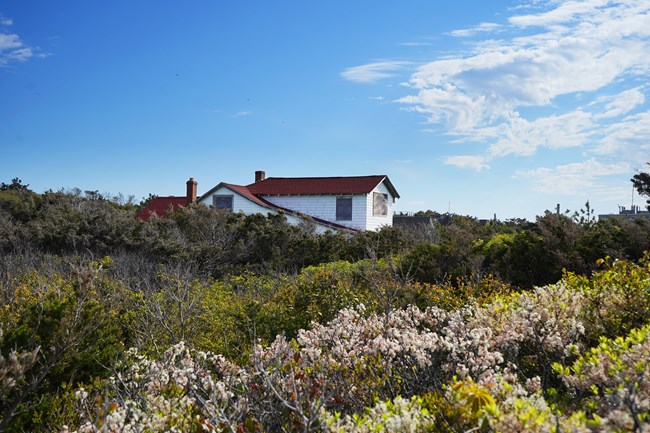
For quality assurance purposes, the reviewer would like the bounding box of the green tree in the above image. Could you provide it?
[632,164,650,210]
[0,178,31,192]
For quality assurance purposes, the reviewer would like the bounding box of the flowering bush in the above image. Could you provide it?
[557,324,650,431]
[65,342,247,433]
[59,255,650,431]
[0,253,646,432]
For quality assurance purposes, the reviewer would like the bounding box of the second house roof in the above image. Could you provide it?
[246,175,399,198]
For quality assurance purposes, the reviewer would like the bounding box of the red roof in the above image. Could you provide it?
[223,183,271,208]
[137,196,189,221]
[247,175,399,198]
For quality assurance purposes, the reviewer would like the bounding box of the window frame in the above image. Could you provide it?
[373,192,389,216]
[213,194,234,212]
[336,196,353,221]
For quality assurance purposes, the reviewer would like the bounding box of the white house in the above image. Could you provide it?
[196,171,400,232]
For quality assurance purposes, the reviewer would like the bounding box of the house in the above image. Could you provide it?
[138,171,400,232]
[197,171,399,233]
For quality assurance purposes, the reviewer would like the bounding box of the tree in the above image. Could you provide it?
[0,178,30,192]
[632,164,650,210]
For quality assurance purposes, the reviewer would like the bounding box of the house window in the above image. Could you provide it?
[213,194,233,212]
[373,192,388,216]
[336,197,352,221]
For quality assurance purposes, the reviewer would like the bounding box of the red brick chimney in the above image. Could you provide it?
[255,170,266,183]
[186,177,197,204]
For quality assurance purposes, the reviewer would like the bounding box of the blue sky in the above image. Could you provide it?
[1,0,649,220]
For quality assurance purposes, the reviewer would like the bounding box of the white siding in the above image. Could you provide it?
[364,182,395,231]
[197,186,273,215]
[262,194,368,230]
[197,186,338,234]
[282,214,334,235]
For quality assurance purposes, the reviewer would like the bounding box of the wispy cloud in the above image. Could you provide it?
[595,111,650,157]
[0,14,43,67]
[449,22,502,37]
[444,155,490,171]
[0,33,35,66]
[233,111,253,118]
[341,61,411,83]
[515,159,631,195]
[390,0,650,176]
[485,110,594,157]
[594,87,646,119]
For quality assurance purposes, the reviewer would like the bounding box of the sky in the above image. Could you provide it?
[1,0,649,221]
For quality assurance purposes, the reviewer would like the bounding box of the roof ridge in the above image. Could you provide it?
[260,174,385,180]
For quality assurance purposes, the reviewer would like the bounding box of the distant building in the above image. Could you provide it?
[598,205,650,221]
[393,212,435,228]
[392,212,453,228]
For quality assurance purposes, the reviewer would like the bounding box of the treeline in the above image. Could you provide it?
[2,180,650,287]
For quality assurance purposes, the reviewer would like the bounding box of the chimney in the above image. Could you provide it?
[255,170,266,183]
[186,177,197,204]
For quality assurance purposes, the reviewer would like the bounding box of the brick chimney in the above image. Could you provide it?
[186,177,197,204]
[255,170,266,183]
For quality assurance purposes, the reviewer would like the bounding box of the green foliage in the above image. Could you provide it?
[557,324,650,431]
[0,178,31,192]
[632,164,650,210]
[564,254,650,343]
[0,260,129,432]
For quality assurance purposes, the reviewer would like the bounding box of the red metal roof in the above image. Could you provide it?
[222,183,272,208]
[247,175,399,198]
[137,196,188,221]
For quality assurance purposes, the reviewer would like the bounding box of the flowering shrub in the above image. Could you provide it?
[59,254,650,431]
[320,395,435,433]
[557,324,650,432]
[66,342,246,433]
[0,328,39,406]
[0,253,647,432]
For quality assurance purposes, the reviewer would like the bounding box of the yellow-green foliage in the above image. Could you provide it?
[0,259,129,432]
[556,324,650,429]
[562,254,650,342]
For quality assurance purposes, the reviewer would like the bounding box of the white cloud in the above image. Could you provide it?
[449,22,502,37]
[595,87,646,119]
[387,0,650,171]
[341,61,411,83]
[515,158,630,195]
[595,111,650,157]
[233,111,253,118]
[0,15,42,67]
[0,33,36,66]
[509,0,610,27]
[486,110,594,157]
[0,33,22,50]
[444,155,490,171]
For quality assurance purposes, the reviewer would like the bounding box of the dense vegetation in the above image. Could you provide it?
[2,178,650,432]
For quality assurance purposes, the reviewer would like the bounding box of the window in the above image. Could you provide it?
[213,194,233,212]
[336,197,352,221]
[373,192,388,216]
